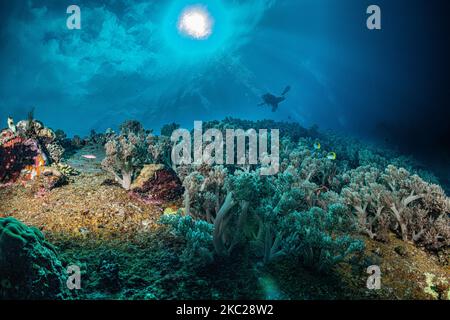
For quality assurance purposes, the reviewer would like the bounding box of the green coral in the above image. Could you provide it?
[159,214,214,268]
[0,217,67,299]
[283,204,365,273]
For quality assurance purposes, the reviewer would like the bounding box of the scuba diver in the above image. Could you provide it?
[258,86,291,112]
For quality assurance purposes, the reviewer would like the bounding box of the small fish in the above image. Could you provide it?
[7,117,16,133]
[163,207,178,215]
[327,152,337,160]
[82,154,97,159]
[313,142,321,150]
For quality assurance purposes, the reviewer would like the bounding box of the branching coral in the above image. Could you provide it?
[177,145,355,262]
[342,165,450,250]
[147,135,173,168]
[283,204,364,273]
[341,166,390,240]
[381,165,449,249]
[250,216,286,264]
[101,121,148,190]
[182,165,228,222]
[180,167,266,257]
[212,170,265,256]
[159,214,214,268]
[156,118,448,276]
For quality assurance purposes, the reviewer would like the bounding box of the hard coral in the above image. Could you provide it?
[0,217,67,299]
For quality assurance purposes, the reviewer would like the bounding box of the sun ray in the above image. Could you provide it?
[178,6,214,40]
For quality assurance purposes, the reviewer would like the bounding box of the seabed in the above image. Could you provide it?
[0,117,449,300]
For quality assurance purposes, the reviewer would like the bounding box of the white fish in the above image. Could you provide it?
[82,154,97,159]
[7,117,16,133]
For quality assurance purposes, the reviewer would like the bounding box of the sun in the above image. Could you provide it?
[178,5,214,40]
[162,0,231,56]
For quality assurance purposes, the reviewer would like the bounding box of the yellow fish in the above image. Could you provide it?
[313,142,321,150]
[327,152,337,160]
[163,207,178,215]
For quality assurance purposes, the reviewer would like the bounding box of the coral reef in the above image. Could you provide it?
[0,116,448,300]
[342,165,450,250]
[46,142,65,163]
[0,217,67,299]
[0,115,67,185]
[160,122,180,137]
[131,164,184,204]
[51,162,80,177]
[181,164,228,222]
[202,117,319,143]
[281,204,365,273]
[171,164,364,272]
[160,214,214,268]
[147,134,173,168]
[101,121,148,190]
[161,118,448,276]
[15,118,65,164]
[0,137,38,183]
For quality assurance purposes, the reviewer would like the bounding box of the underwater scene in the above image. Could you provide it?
[0,0,449,304]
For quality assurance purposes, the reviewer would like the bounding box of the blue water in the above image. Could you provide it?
[0,0,449,176]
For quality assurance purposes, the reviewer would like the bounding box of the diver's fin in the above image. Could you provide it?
[281,85,291,96]
[271,104,278,112]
